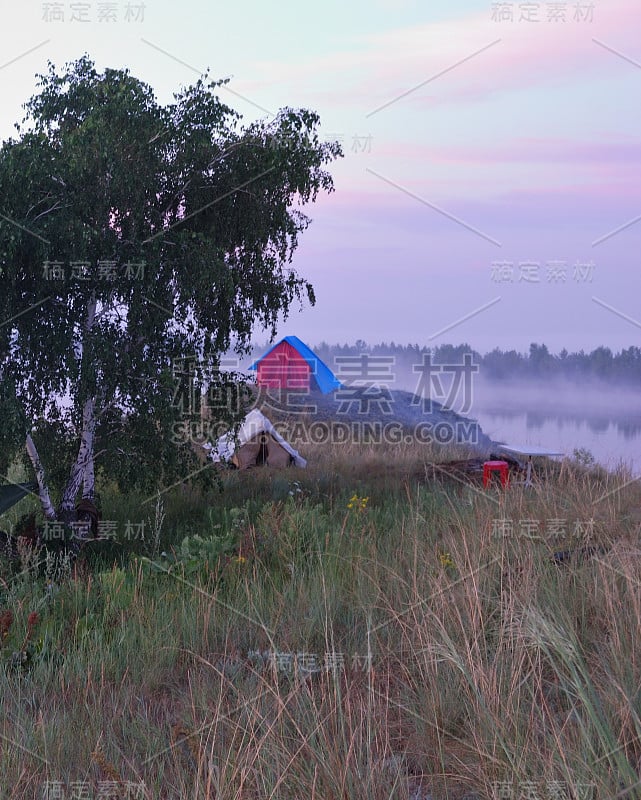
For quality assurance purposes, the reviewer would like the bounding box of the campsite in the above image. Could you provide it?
[1,413,640,799]
[0,8,639,800]
[1,333,640,799]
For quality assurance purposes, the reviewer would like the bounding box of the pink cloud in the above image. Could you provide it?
[371,136,641,165]
[298,180,641,248]
[236,1,641,113]
[362,2,641,112]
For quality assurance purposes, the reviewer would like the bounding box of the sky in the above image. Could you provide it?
[2,0,640,355]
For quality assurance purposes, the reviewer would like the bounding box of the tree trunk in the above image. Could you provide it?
[61,395,96,516]
[61,292,98,516]
[25,433,57,520]
[82,439,95,500]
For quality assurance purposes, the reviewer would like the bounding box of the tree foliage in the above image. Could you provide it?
[310,342,641,384]
[0,56,342,507]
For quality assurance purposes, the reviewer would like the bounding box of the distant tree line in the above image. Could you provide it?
[248,341,641,385]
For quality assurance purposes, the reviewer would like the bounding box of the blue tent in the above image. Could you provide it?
[249,336,342,395]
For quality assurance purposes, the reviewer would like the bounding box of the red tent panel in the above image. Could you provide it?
[256,340,312,391]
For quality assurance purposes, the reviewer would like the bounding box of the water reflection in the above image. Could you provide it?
[474,406,641,439]
[471,405,641,475]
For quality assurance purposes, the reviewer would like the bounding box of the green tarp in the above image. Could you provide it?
[0,483,37,516]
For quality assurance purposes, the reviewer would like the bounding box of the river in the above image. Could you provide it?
[467,381,641,475]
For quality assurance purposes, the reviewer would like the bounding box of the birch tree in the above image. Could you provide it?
[0,56,341,528]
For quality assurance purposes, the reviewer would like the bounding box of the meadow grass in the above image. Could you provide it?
[1,440,640,799]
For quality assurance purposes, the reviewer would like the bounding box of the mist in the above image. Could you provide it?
[241,341,641,473]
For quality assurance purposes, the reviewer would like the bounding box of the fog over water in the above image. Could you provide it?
[242,347,641,475]
[368,367,641,474]
[466,379,641,475]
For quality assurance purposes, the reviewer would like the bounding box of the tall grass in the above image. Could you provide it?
[0,441,640,798]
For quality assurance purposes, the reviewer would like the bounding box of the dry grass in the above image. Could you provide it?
[0,441,640,799]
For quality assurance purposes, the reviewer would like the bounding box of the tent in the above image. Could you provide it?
[204,409,307,469]
[249,336,341,394]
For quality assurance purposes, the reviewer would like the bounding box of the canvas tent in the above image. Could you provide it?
[204,409,307,469]
[249,336,341,394]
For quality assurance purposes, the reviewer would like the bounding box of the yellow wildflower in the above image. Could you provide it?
[347,494,369,512]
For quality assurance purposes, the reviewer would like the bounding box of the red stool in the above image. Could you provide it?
[483,460,509,488]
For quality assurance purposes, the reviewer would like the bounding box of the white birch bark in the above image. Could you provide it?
[61,396,96,512]
[61,292,97,512]
[25,432,57,520]
[82,434,95,500]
